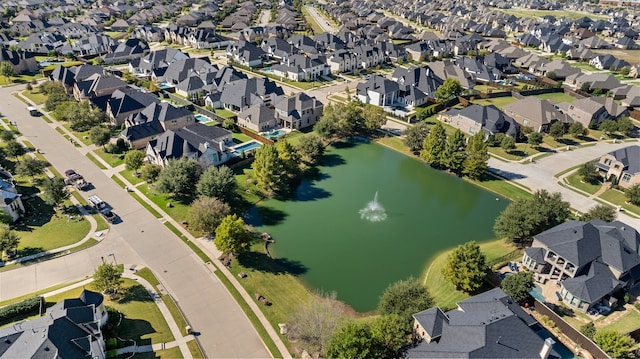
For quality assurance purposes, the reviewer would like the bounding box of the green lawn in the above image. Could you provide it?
[62,123,92,145]
[21,90,47,105]
[129,192,163,218]
[112,175,126,188]
[488,143,541,161]
[423,240,520,310]
[376,136,413,156]
[187,340,204,359]
[232,132,253,144]
[470,96,517,108]
[137,184,192,225]
[133,347,183,359]
[469,173,532,201]
[213,108,237,118]
[105,31,129,40]
[120,169,145,185]
[41,61,84,73]
[301,6,326,36]
[94,148,125,168]
[46,279,174,346]
[601,309,640,333]
[599,189,640,216]
[535,92,577,104]
[86,152,108,169]
[565,172,602,195]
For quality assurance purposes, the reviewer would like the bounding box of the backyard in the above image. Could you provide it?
[470,96,517,108]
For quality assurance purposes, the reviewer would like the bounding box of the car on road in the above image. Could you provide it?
[27,106,38,116]
[88,195,118,223]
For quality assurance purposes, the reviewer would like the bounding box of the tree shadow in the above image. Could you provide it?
[17,247,45,257]
[557,138,579,146]
[170,193,195,205]
[237,251,307,276]
[294,182,331,202]
[482,169,526,180]
[18,196,54,227]
[243,205,288,226]
[319,153,345,167]
[118,284,154,304]
[117,316,156,347]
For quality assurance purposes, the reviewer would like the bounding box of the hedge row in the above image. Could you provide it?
[0,296,43,322]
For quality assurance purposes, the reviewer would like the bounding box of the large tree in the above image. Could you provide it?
[0,223,20,258]
[599,120,618,137]
[15,156,46,180]
[188,196,230,235]
[403,122,430,152]
[370,314,410,358]
[124,150,145,173]
[420,122,446,167]
[214,214,251,255]
[494,190,570,243]
[315,104,339,140]
[140,163,161,183]
[155,158,201,197]
[500,135,516,151]
[41,177,69,208]
[196,165,237,204]
[287,291,346,355]
[501,271,534,304]
[0,61,14,79]
[463,131,489,179]
[442,241,488,293]
[361,104,386,130]
[378,277,433,322]
[581,204,617,222]
[296,134,325,164]
[434,78,463,104]
[89,126,111,149]
[626,184,640,206]
[442,129,466,173]
[578,160,600,184]
[616,117,634,137]
[93,263,123,296]
[4,140,25,159]
[276,139,301,181]
[326,321,383,359]
[549,121,566,140]
[593,330,635,358]
[568,122,588,138]
[527,132,543,148]
[251,144,286,195]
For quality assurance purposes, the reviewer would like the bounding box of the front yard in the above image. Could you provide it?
[564,172,602,195]
[21,89,48,105]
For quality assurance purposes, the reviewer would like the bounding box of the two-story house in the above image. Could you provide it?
[274,92,324,130]
[597,146,640,187]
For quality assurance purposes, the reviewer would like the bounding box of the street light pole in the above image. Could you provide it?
[108,253,117,266]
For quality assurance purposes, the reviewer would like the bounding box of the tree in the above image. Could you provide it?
[370,314,410,358]
[214,214,251,255]
[625,184,640,206]
[581,204,617,222]
[315,104,339,140]
[501,271,534,304]
[403,122,430,153]
[0,224,20,258]
[0,130,14,142]
[578,160,600,184]
[463,131,489,179]
[296,134,325,164]
[616,117,634,137]
[15,156,46,180]
[442,241,488,293]
[93,263,123,296]
[546,71,557,80]
[599,120,618,137]
[568,122,587,138]
[188,196,231,235]
[434,78,463,104]
[196,165,237,204]
[4,140,25,159]
[361,104,386,130]
[494,190,570,242]
[620,67,630,76]
[420,122,446,167]
[140,163,161,183]
[0,61,14,79]
[287,291,346,355]
[500,135,516,152]
[222,118,235,130]
[276,139,301,181]
[155,158,201,197]
[378,277,433,322]
[41,177,68,208]
[442,129,466,173]
[124,150,145,173]
[549,121,566,139]
[326,321,383,359]
[251,144,286,195]
[527,132,543,148]
[593,330,634,358]
[580,322,596,340]
[580,82,592,92]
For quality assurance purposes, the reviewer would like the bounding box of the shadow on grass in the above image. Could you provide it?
[243,205,288,226]
[118,316,156,347]
[118,284,154,304]
[237,251,307,276]
[18,196,54,227]
[557,138,579,146]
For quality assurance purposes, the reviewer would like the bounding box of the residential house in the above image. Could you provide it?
[237,103,276,132]
[392,66,443,107]
[565,47,595,61]
[502,97,571,132]
[535,60,581,80]
[589,54,629,71]
[0,169,25,222]
[120,102,196,149]
[226,40,265,68]
[274,92,324,130]
[567,73,621,92]
[557,97,611,128]
[102,38,149,65]
[0,48,37,74]
[73,73,128,105]
[407,288,561,358]
[219,77,284,112]
[429,61,475,90]
[353,44,384,69]
[146,123,233,168]
[440,104,519,137]
[356,75,399,107]
[0,290,108,358]
[131,26,165,43]
[327,49,357,73]
[580,35,610,49]
[271,54,328,82]
[50,64,104,93]
[615,36,638,50]
[160,58,216,86]
[128,48,190,78]
[597,146,640,187]
[523,220,640,311]
[106,88,159,127]
[188,29,231,49]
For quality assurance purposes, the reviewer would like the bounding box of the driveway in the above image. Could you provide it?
[0,85,270,358]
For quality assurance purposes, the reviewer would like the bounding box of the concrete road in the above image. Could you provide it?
[258,9,271,27]
[0,85,270,358]
[304,5,338,34]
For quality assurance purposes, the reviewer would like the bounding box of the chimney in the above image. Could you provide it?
[539,337,555,359]
[218,141,225,152]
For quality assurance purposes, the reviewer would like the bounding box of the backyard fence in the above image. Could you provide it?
[236,126,274,145]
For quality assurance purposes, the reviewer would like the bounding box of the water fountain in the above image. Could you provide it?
[359,191,387,222]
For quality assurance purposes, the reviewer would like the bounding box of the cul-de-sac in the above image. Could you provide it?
[0,0,639,357]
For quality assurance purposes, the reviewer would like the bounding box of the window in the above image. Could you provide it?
[622,173,631,182]
[604,159,611,165]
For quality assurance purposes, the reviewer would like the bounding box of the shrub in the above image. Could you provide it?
[580,322,596,339]
[0,296,43,323]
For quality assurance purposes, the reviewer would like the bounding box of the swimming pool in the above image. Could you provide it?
[195,114,213,123]
[533,325,577,359]
[233,141,262,154]
[39,61,64,67]
[159,83,174,89]
[262,129,285,139]
[530,284,546,303]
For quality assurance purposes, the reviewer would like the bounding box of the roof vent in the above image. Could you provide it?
[621,227,626,231]
[4,339,10,344]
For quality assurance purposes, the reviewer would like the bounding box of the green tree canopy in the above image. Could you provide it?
[0,223,20,257]
[378,277,433,322]
[296,134,325,164]
[276,139,301,181]
[124,150,145,172]
[326,321,383,359]
[626,184,640,206]
[578,160,600,184]
[4,140,25,159]
[599,120,618,136]
[434,78,463,104]
[501,271,534,304]
[214,214,251,255]
[568,122,588,138]
[15,156,46,180]
[370,314,410,357]
[500,135,516,151]
[89,126,111,149]
[196,165,237,204]
[580,323,596,340]
[361,104,386,130]
[442,129,466,173]
[140,163,161,183]
[549,121,566,139]
[251,144,286,195]
[463,131,489,179]
[403,122,430,152]
[581,204,617,222]
[41,177,69,208]
[155,158,201,197]
[616,117,634,137]
[442,241,488,293]
[188,196,231,235]
[527,132,543,147]
[593,330,634,358]
[420,122,446,168]
[93,263,123,296]
[0,61,14,79]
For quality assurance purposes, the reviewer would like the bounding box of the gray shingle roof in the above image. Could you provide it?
[607,146,640,175]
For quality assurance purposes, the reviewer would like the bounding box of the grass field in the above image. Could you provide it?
[137,184,192,225]
[86,152,108,169]
[232,132,254,144]
[423,240,520,310]
[214,108,237,118]
[120,169,145,185]
[62,123,92,146]
[21,90,47,105]
[593,49,640,66]
[470,96,517,108]
[565,172,602,195]
[499,8,608,20]
[599,189,640,216]
[94,148,125,168]
[489,143,541,161]
[301,6,327,35]
[600,308,640,333]
[133,347,183,359]
[469,173,532,201]
[535,92,577,104]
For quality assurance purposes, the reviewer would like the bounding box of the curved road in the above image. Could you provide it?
[0,85,270,358]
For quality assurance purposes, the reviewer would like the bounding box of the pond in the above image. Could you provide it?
[245,140,508,312]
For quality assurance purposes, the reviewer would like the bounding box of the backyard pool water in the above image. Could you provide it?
[195,114,213,123]
[530,284,546,303]
[233,140,262,155]
[38,61,64,67]
[532,325,577,359]
[246,140,509,312]
[159,83,174,89]
[262,130,286,139]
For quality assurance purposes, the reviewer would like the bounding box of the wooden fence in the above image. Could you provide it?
[237,126,274,145]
